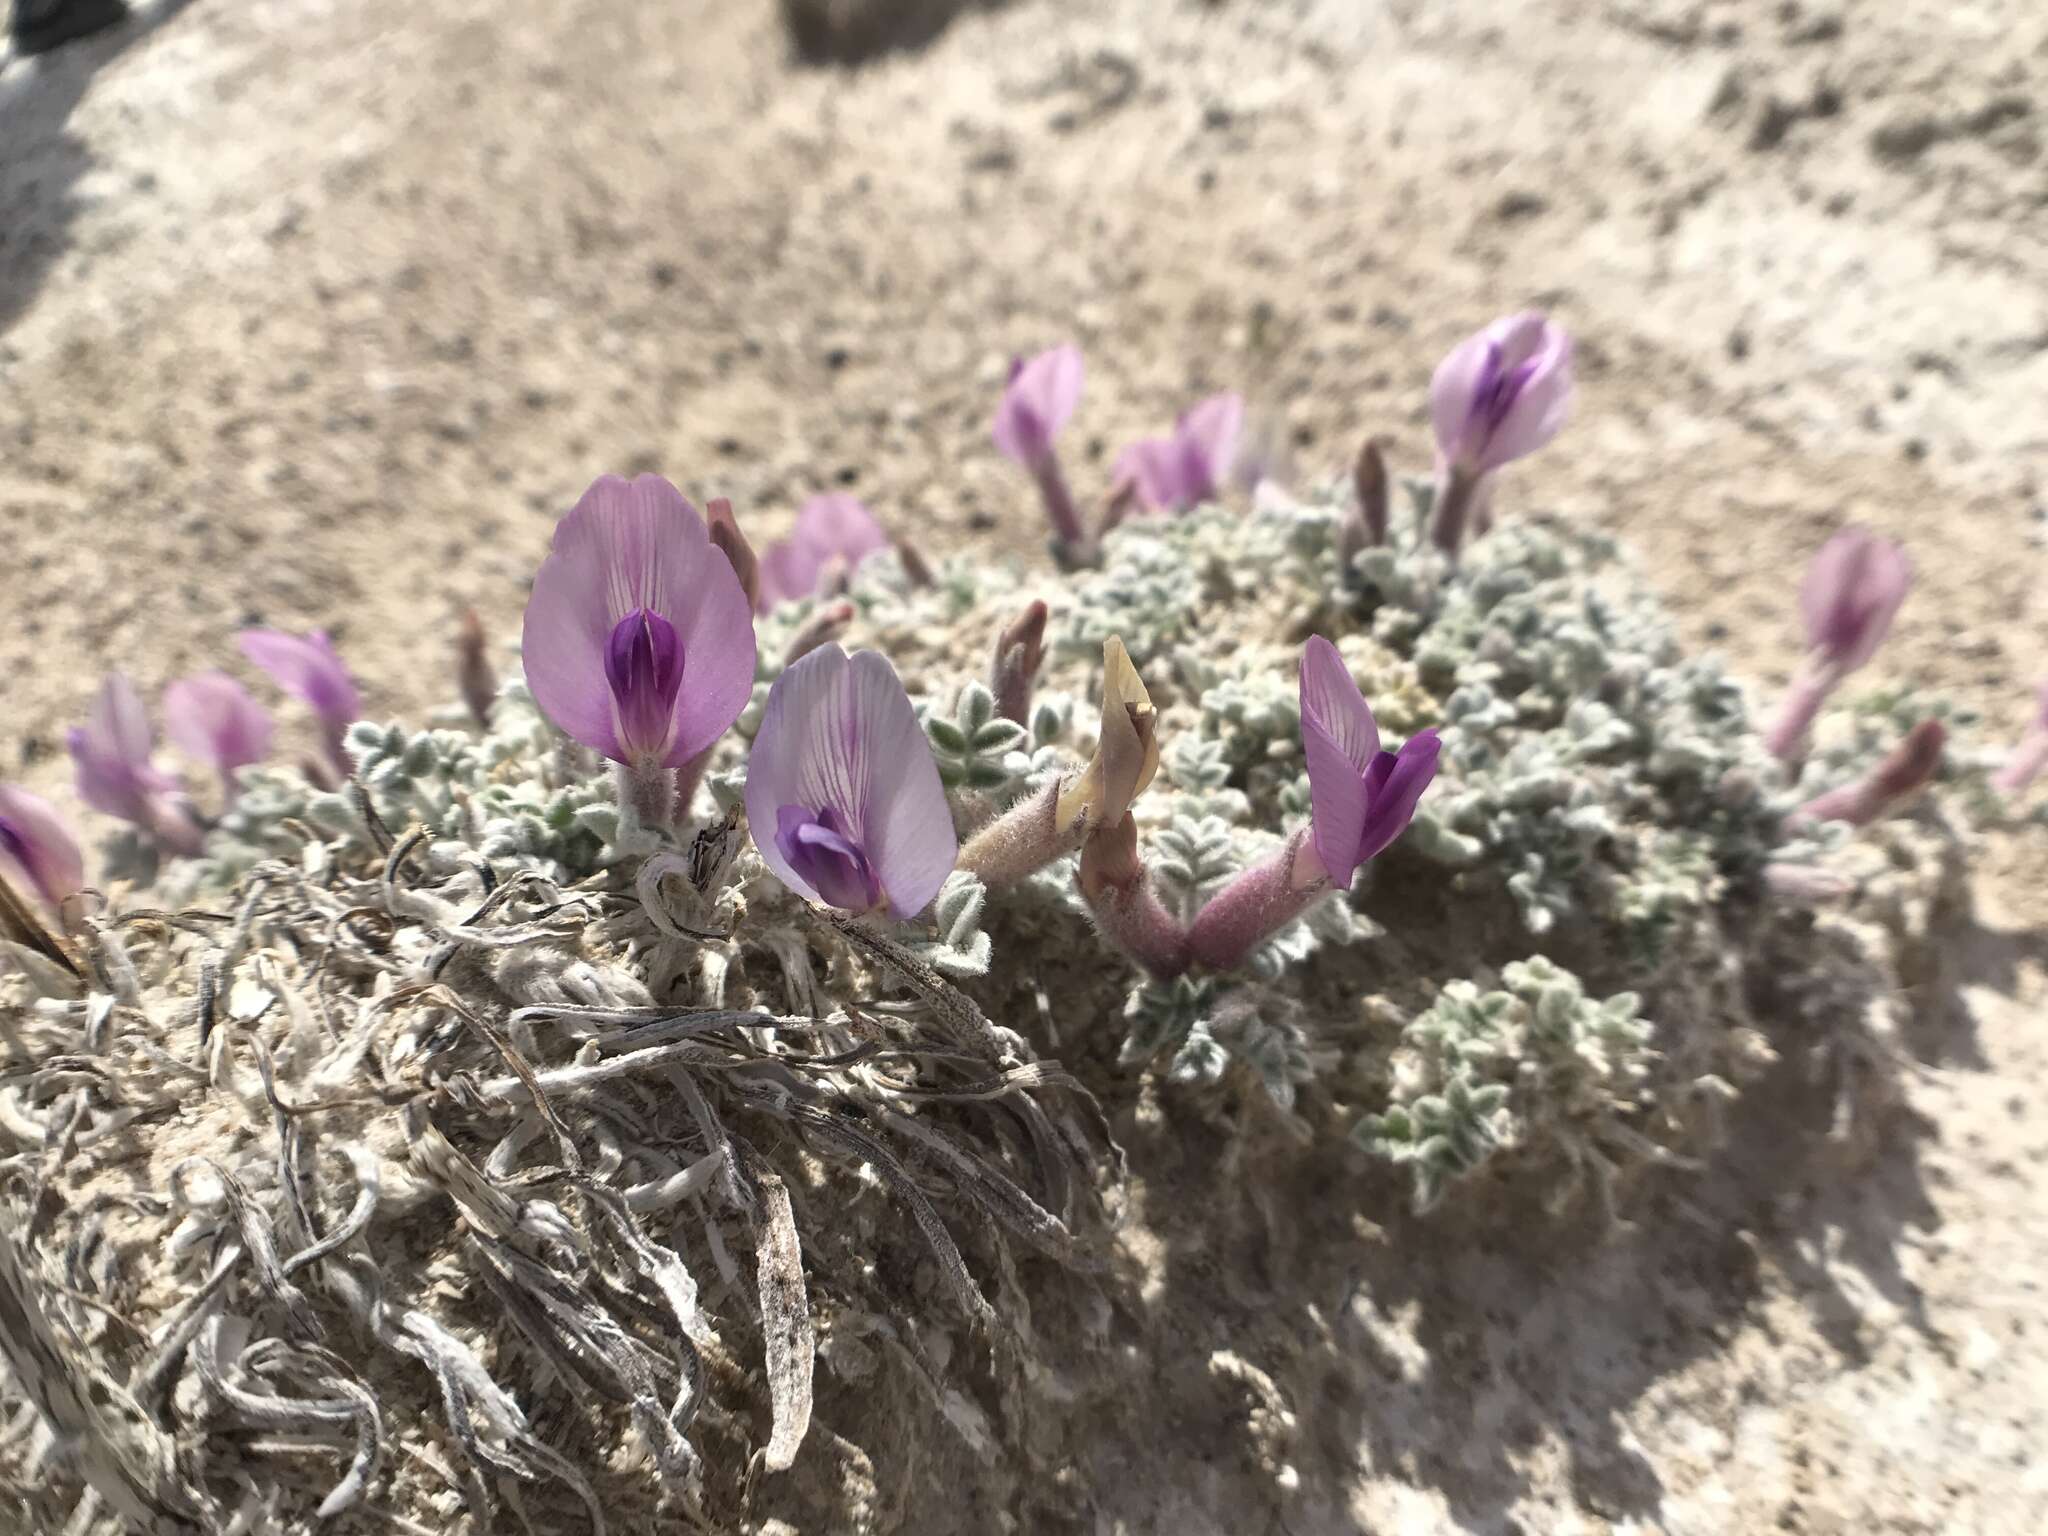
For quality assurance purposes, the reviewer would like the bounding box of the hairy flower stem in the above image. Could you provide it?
[991,600,1049,726]
[618,761,678,836]
[1079,816,1188,980]
[1340,437,1388,567]
[1186,828,1331,972]
[1762,660,1839,761]
[672,748,713,825]
[1032,453,1085,550]
[956,779,1086,887]
[1790,719,1945,828]
[1428,463,1483,557]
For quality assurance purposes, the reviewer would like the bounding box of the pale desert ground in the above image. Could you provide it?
[2,0,2046,1531]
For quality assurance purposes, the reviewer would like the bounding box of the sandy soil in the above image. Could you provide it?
[2,0,2045,1531]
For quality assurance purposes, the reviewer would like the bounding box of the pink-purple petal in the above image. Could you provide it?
[1177,392,1244,499]
[993,344,1084,466]
[602,609,686,764]
[100,671,155,765]
[1430,312,1574,473]
[1476,331,1573,470]
[744,645,955,918]
[1798,527,1912,672]
[70,675,178,821]
[745,645,853,905]
[164,672,274,774]
[1115,439,1182,512]
[521,473,756,767]
[0,784,85,915]
[1297,637,1381,772]
[842,649,956,918]
[238,630,361,728]
[1298,638,1379,889]
[1355,730,1442,863]
[757,494,889,610]
[1302,715,1370,890]
[1429,331,1497,469]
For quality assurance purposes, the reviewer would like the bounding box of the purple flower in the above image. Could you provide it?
[164,672,274,789]
[1115,392,1245,513]
[1799,526,1913,672]
[521,474,757,772]
[68,674,178,824]
[1430,312,1574,476]
[67,675,203,855]
[0,785,85,917]
[1763,527,1914,759]
[1298,635,1440,889]
[240,628,362,778]
[992,344,1084,469]
[994,344,1088,549]
[745,644,956,918]
[1187,639,1439,972]
[758,494,889,611]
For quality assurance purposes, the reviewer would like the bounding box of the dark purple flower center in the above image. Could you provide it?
[775,803,884,912]
[1175,435,1219,505]
[603,607,686,765]
[1818,543,1888,656]
[1013,404,1051,464]
[1469,341,1542,436]
[1352,731,1442,864]
[0,817,27,874]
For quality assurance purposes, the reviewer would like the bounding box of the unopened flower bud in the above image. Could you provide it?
[1339,437,1388,570]
[893,534,937,590]
[783,600,856,667]
[706,496,762,612]
[456,607,495,728]
[991,600,1049,726]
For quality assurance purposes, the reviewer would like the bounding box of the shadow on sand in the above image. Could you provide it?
[821,870,2048,1536]
[776,0,1007,67]
[0,0,193,339]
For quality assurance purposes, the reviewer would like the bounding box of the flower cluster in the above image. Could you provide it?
[5,307,2022,1536]
[0,609,364,922]
[21,308,2014,1220]
[991,341,1248,566]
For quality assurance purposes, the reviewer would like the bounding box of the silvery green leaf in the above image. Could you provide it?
[1167,1023,1228,1086]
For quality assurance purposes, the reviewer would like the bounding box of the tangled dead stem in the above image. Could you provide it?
[0,470,1993,1534]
